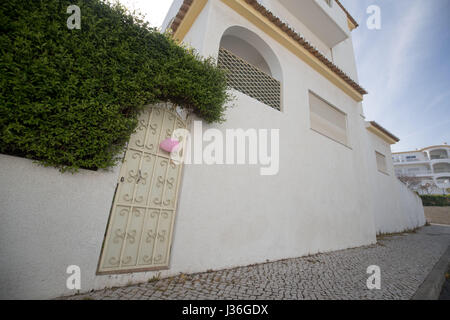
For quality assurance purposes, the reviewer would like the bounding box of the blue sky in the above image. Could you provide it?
[340,0,450,152]
[120,0,450,152]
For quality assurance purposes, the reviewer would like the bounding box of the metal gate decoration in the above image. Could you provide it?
[98,103,189,274]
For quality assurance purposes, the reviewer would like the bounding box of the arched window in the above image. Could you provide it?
[218,26,282,111]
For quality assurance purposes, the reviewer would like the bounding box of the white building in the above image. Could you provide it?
[393,145,450,195]
[0,0,425,299]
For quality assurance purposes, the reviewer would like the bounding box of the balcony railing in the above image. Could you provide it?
[434,169,450,174]
[394,157,448,163]
[398,169,450,175]
[409,170,433,175]
[394,158,423,163]
[218,47,281,111]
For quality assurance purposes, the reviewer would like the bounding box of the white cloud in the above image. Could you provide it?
[384,1,429,97]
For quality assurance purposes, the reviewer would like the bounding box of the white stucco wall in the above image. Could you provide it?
[0,0,425,299]
[332,35,359,82]
[0,154,120,299]
[258,0,333,60]
[366,131,426,234]
[259,0,358,79]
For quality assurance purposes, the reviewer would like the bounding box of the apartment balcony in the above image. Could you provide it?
[278,0,350,47]
[394,159,429,165]
[430,158,450,165]
[413,170,434,177]
[395,168,431,176]
[433,162,450,175]
[430,155,449,160]
[397,167,450,176]
[404,158,420,162]
[434,169,450,175]
[429,148,449,159]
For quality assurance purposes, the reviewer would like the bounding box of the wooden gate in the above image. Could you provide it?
[98,103,188,274]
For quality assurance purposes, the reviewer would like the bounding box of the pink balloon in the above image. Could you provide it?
[159,138,180,153]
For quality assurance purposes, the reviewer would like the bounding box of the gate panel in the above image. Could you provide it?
[121,208,146,267]
[101,206,129,269]
[157,210,175,265]
[138,209,160,266]
[98,103,188,274]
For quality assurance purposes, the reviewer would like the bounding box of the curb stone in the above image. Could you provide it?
[411,245,450,300]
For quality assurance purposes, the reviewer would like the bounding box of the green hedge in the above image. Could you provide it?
[419,195,450,207]
[0,0,230,171]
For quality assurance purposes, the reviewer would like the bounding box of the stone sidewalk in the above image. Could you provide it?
[64,225,450,300]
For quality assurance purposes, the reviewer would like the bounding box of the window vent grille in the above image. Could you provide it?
[218,47,281,111]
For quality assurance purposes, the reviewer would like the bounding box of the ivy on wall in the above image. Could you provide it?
[0,0,230,171]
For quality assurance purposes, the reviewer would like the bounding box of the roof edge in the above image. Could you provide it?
[393,145,450,154]
[169,0,193,35]
[168,0,367,98]
[335,0,359,29]
[367,121,400,144]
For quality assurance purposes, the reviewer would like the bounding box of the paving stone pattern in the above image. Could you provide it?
[64,225,450,300]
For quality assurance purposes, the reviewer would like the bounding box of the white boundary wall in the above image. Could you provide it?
[0,154,119,299]
[366,131,426,234]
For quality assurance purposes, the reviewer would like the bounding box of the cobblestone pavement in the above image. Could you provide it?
[65,225,450,300]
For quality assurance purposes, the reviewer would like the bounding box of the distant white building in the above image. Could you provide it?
[393,145,450,195]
